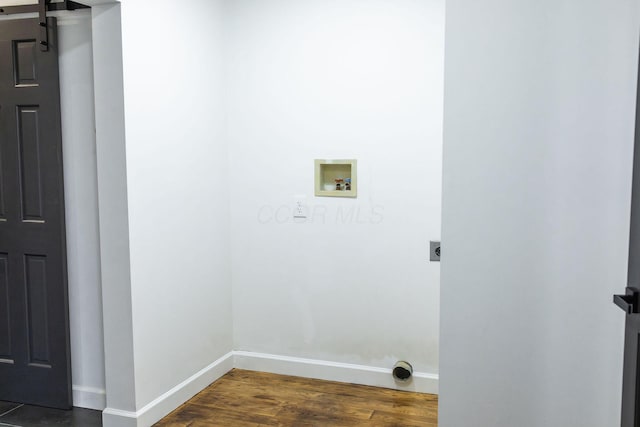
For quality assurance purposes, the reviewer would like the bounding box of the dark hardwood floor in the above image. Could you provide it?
[155,369,438,426]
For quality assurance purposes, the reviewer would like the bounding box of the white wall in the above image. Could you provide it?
[440,1,640,426]
[226,0,444,388]
[91,3,138,420]
[118,0,233,418]
[58,11,106,410]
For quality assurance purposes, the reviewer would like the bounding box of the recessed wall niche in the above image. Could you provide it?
[314,159,357,198]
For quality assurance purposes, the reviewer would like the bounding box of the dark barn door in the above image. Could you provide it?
[0,18,71,409]
[614,40,640,427]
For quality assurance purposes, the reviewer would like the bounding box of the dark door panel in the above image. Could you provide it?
[0,18,71,410]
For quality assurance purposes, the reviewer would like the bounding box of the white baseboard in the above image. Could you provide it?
[101,350,438,427]
[233,351,439,394]
[102,351,234,427]
[73,385,107,410]
[102,408,138,427]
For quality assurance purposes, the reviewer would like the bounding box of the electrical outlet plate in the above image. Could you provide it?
[430,241,441,262]
[293,196,308,218]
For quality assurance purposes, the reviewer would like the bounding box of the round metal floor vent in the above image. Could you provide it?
[392,361,413,382]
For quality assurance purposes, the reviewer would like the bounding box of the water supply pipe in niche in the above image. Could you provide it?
[392,361,413,382]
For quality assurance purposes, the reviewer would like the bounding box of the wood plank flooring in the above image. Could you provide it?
[155,369,438,426]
